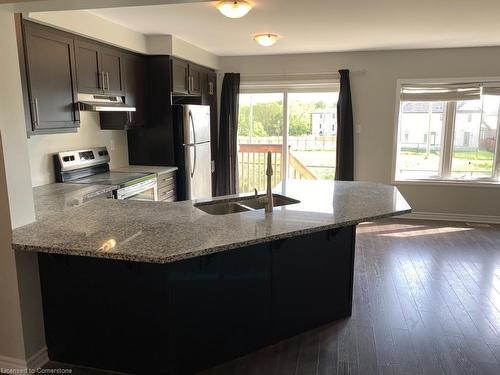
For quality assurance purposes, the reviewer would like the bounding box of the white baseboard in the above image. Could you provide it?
[0,354,26,370]
[27,346,48,369]
[0,346,48,370]
[400,211,500,224]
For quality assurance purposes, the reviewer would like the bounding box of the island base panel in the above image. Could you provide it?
[38,225,356,374]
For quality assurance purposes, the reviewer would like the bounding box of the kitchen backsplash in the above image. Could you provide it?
[27,112,129,187]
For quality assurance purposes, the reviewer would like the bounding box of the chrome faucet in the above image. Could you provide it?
[265,151,274,213]
[253,152,274,213]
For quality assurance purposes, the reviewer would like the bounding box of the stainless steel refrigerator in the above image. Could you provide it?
[173,105,212,200]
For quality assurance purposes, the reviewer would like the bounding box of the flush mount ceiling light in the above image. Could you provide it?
[254,33,281,47]
[217,1,253,18]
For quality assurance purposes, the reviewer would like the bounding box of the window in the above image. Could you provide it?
[395,81,500,183]
[397,101,444,179]
[238,89,338,193]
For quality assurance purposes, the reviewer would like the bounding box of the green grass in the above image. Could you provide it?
[399,149,495,176]
[452,150,495,160]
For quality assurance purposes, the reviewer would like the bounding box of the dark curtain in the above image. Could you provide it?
[335,69,354,181]
[215,73,241,196]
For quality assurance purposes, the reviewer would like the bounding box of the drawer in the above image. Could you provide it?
[158,186,176,201]
[158,172,176,189]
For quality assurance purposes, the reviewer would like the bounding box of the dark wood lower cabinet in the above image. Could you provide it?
[38,226,356,374]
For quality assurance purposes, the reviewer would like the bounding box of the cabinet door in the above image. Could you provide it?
[100,53,145,130]
[24,23,79,131]
[188,64,202,95]
[271,227,356,342]
[75,39,102,94]
[124,53,145,127]
[171,58,189,95]
[168,245,271,374]
[101,47,124,95]
[207,71,217,101]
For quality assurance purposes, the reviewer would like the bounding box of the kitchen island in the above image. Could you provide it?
[12,180,410,374]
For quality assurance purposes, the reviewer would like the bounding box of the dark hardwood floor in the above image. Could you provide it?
[41,219,500,375]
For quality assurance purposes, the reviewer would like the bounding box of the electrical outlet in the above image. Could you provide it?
[356,124,362,134]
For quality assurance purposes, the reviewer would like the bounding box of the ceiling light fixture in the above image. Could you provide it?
[254,33,281,47]
[217,1,253,18]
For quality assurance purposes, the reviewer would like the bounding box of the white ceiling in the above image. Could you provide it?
[89,0,500,56]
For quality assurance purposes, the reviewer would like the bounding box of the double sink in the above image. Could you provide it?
[194,194,300,215]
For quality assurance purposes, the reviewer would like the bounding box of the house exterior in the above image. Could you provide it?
[399,101,498,152]
[311,109,336,136]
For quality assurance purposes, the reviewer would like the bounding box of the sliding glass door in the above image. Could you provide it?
[238,93,284,193]
[238,88,338,193]
[287,92,338,181]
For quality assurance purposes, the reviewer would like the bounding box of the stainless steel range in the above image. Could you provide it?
[54,147,158,201]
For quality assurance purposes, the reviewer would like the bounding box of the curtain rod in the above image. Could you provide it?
[238,69,367,78]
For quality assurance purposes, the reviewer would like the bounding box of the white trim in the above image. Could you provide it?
[0,347,48,370]
[240,82,340,91]
[0,354,27,370]
[27,346,49,369]
[394,179,500,188]
[399,211,500,224]
[282,88,289,180]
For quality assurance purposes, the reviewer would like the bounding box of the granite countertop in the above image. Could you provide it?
[12,180,411,264]
[32,183,117,220]
[113,165,178,174]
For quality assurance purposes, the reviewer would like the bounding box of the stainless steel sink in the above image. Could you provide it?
[237,194,300,210]
[194,194,300,215]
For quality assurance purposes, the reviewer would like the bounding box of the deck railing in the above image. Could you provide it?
[238,143,318,192]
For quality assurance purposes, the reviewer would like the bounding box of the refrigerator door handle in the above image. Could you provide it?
[189,110,197,178]
[189,110,197,145]
[191,146,197,178]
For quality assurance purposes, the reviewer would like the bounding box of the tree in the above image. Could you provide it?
[239,100,334,137]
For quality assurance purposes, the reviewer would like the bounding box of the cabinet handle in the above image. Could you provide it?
[32,98,40,127]
[102,72,109,91]
[208,82,213,95]
[99,72,104,90]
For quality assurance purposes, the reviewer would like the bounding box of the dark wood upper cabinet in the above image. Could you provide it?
[207,71,217,100]
[171,57,206,96]
[201,69,217,106]
[23,21,79,133]
[74,40,101,94]
[75,40,124,95]
[171,59,189,95]
[188,64,202,96]
[100,52,145,130]
[123,53,145,128]
[100,47,124,95]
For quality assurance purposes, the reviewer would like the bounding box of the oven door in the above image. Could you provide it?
[115,177,158,201]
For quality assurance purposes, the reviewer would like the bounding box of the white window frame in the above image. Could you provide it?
[239,82,340,182]
[392,78,500,187]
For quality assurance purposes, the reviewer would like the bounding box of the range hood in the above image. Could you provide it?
[78,93,136,112]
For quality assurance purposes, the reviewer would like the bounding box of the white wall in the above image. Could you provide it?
[0,11,45,367]
[26,10,148,53]
[171,35,219,69]
[28,112,129,187]
[27,10,220,69]
[219,48,500,218]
